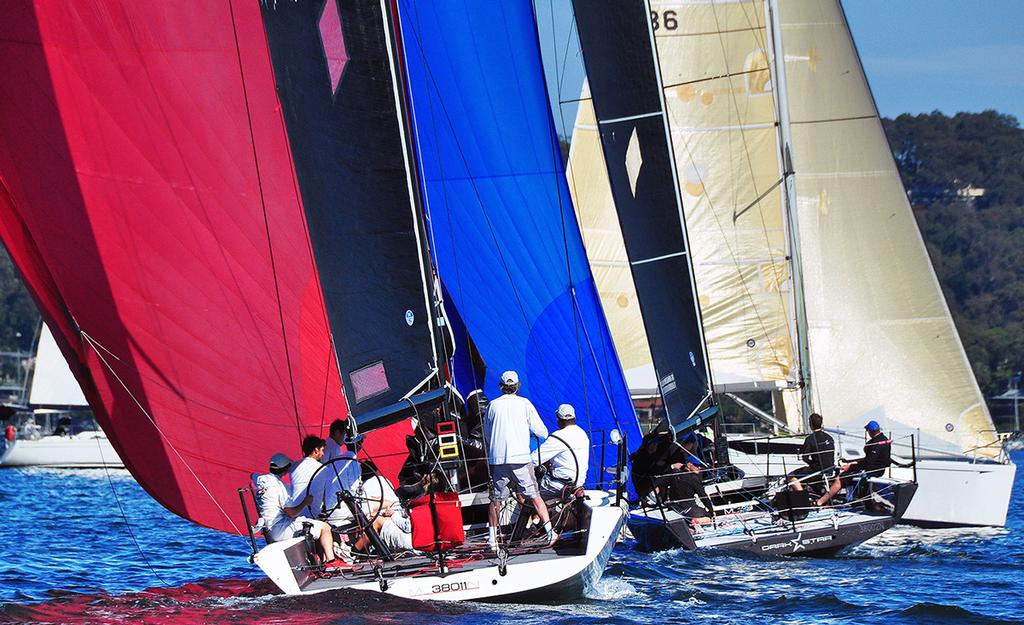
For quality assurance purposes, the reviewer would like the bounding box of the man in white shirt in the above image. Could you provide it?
[289,435,325,516]
[254,452,336,562]
[310,449,362,526]
[484,370,554,547]
[323,419,347,462]
[537,404,590,499]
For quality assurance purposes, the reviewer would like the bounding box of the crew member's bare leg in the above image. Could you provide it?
[816,476,844,506]
[353,515,388,552]
[319,524,336,562]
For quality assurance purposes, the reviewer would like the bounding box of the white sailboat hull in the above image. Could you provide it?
[254,491,624,601]
[0,432,124,468]
[726,436,1015,527]
[889,458,1015,528]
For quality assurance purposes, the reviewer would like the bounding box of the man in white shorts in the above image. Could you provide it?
[484,370,554,548]
[255,452,336,563]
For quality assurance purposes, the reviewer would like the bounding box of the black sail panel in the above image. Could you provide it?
[260,1,437,428]
[572,0,711,429]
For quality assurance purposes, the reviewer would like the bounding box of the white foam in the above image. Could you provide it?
[584,577,639,601]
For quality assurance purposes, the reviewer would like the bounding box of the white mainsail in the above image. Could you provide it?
[569,0,1000,460]
[652,0,797,394]
[777,0,1000,458]
[28,322,87,407]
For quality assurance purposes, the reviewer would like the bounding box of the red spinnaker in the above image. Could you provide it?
[0,2,413,534]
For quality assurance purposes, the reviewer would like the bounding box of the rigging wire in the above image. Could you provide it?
[97,430,170,587]
[399,10,563,402]
[403,0,481,395]
[649,0,791,375]
[538,0,591,432]
[82,331,245,538]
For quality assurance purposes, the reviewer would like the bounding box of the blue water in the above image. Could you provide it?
[0,454,1021,624]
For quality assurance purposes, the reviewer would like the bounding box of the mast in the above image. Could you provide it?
[381,0,446,388]
[767,0,814,428]
[392,0,642,472]
[260,0,447,432]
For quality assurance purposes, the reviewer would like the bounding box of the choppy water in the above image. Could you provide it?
[0,454,1021,624]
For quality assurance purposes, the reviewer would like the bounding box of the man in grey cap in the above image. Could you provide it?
[484,370,554,548]
[537,403,590,500]
[254,451,336,562]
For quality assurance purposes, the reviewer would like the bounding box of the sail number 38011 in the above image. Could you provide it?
[651,10,679,31]
[432,581,472,594]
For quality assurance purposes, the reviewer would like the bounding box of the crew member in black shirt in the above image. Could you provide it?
[787,413,835,492]
[655,461,715,525]
[816,420,892,506]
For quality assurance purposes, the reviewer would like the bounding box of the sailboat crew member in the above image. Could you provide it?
[656,461,715,525]
[484,370,555,548]
[289,435,325,515]
[254,453,336,561]
[816,420,892,506]
[323,419,348,462]
[788,413,835,491]
[537,404,590,499]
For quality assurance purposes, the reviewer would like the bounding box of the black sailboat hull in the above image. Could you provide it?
[628,482,917,557]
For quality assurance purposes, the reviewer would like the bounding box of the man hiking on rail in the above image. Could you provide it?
[816,420,892,506]
[787,413,835,495]
[484,370,555,549]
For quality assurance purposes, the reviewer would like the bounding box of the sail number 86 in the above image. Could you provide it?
[651,10,679,31]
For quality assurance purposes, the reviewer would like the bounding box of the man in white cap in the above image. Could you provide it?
[484,370,553,548]
[537,403,591,500]
[254,452,336,563]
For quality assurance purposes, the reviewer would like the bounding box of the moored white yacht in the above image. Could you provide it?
[0,323,123,469]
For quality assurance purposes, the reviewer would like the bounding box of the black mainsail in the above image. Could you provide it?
[261,0,442,428]
[572,0,713,431]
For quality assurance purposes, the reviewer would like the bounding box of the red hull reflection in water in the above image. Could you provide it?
[0,578,468,625]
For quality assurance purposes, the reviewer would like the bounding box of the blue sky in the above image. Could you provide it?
[538,0,1024,134]
[844,0,1024,123]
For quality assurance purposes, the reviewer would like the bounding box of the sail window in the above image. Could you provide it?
[351,361,390,403]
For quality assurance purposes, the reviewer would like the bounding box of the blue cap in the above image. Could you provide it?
[865,420,880,431]
[681,432,696,443]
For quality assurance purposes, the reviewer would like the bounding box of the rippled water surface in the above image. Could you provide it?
[0,454,1021,624]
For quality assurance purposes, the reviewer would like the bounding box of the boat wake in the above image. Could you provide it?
[583,576,639,601]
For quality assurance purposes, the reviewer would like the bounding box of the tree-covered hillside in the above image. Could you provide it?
[883,111,1024,398]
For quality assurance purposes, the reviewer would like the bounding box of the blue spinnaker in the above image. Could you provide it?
[397,0,640,485]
